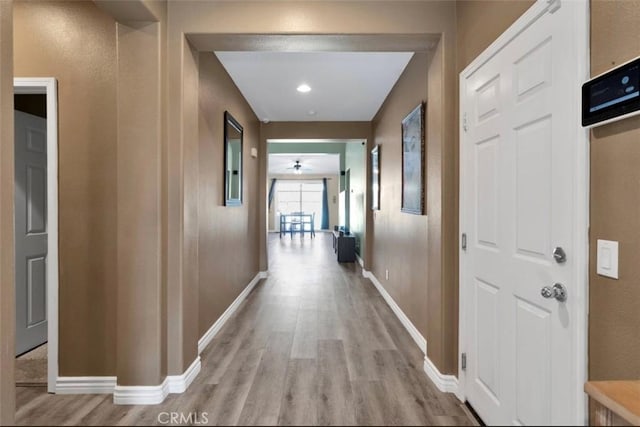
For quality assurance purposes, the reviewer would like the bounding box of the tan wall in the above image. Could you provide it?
[371,52,430,339]
[116,18,166,386]
[14,0,118,376]
[0,1,14,424]
[198,52,261,338]
[455,0,534,72]
[589,0,640,381]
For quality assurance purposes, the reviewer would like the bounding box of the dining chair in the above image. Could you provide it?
[290,211,304,238]
[303,212,316,238]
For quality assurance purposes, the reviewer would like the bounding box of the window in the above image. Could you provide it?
[276,180,324,230]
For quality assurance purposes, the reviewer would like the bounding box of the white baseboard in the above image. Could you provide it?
[364,270,427,354]
[356,254,364,269]
[364,270,460,399]
[113,380,170,405]
[198,271,267,355]
[423,356,462,400]
[113,356,201,405]
[55,376,117,394]
[167,356,201,394]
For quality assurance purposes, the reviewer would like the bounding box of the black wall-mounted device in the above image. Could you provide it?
[582,55,640,127]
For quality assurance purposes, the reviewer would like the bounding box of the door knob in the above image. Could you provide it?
[540,283,567,302]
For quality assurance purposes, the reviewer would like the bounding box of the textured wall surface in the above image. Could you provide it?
[14,0,118,376]
[198,52,261,339]
[0,1,14,424]
[589,0,640,381]
[371,52,430,339]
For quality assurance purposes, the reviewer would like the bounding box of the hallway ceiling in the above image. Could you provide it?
[269,153,340,175]
[215,51,414,122]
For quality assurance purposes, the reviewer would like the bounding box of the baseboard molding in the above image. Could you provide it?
[113,356,201,405]
[365,270,460,399]
[355,254,364,269]
[364,271,427,354]
[198,271,268,355]
[113,380,170,405]
[55,376,117,394]
[423,356,462,400]
[167,356,201,394]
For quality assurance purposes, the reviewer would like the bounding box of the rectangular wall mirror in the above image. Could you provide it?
[224,111,243,206]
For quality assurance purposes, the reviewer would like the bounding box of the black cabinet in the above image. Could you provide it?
[332,230,356,263]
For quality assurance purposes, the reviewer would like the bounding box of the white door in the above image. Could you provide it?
[460,1,588,425]
[15,110,48,355]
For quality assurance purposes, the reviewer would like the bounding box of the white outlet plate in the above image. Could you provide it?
[597,239,619,279]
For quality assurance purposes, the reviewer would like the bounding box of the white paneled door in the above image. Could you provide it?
[15,110,48,355]
[460,1,588,425]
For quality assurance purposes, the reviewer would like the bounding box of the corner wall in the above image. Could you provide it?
[0,1,14,424]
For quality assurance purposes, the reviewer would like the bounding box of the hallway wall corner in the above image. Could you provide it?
[0,0,14,424]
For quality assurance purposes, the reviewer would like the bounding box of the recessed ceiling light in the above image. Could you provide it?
[297,84,311,93]
[308,110,316,116]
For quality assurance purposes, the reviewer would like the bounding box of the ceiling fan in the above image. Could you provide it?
[286,160,312,174]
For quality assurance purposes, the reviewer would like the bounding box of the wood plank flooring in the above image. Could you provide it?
[15,232,475,426]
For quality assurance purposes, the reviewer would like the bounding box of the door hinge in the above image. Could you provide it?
[463,112,468,133]
[461,353,467,371]
[461,233,467,251]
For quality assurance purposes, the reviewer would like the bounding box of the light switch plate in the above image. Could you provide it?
[250,147,258,158]
[597,239,619,279]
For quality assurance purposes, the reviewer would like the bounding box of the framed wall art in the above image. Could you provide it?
[401,102,425,215]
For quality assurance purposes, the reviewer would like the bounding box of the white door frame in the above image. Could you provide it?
[457,0,590,424]
[14,77,59,394]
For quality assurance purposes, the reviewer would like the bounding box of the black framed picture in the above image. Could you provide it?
[371,145,380,210]
[401,102,425,215]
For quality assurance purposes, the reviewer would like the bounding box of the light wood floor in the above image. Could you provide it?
[16,232,475,426]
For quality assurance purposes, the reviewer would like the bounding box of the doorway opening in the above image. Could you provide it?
[266,139,366,265]
[13,78,59,393]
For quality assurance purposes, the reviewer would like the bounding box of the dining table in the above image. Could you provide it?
[279,212,314,238]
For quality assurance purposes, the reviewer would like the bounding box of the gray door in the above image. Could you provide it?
[14,110,48,355]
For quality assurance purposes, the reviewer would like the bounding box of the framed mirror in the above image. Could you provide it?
[371,145,380,210]
[224,111,243,206]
